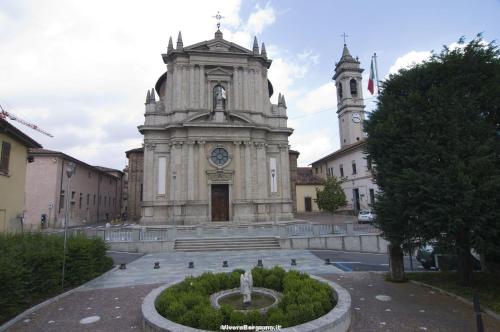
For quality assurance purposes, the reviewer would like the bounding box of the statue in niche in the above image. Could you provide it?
[240,270,253,304]
[213,85,226,110]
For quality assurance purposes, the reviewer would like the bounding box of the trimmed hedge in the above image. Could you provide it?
[155,267,335,330]
[0,233,113,323]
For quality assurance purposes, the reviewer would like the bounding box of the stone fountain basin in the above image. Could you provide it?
[209,287,282,314]
[142,275,352,332]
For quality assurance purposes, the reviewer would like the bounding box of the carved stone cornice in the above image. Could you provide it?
[145,143,156,151]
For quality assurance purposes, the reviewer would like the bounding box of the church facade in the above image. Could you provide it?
[138,29,294,224]
[311,44,378,213]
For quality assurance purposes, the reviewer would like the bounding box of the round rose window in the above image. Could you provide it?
[211,147,229,166]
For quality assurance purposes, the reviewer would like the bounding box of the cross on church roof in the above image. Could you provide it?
[341,32,349,45]
[212,11,225,29]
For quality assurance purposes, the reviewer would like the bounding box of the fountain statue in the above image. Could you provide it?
[240,270,253,304]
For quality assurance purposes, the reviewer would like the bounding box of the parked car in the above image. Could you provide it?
[416,243,481,270]
[357,210,376,224]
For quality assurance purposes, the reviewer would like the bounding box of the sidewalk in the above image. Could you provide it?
[325,272,500,332]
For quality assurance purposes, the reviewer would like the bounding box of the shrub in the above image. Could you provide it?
[156,267,335,330]
[0,233,113,324]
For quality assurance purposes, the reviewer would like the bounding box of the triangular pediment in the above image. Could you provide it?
[184,38,253,54]
[205,67,233,76]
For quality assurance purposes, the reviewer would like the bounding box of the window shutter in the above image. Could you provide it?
[0,142,11,173]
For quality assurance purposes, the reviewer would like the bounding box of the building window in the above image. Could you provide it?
[71,191,75,199]
[367,156,372,170]
[352,161,357,175]
[0,141,11,174]
[140,184,143,201]
[338,83,343,99]
[59,190,65,211]
[93,194,96,205]
[315,167,318,174]
[79,193,82,209]
[369,188,375,205]
[104,196,107,207]
[210,147,229,166]
[340,164,344,177]
[350,78,358,97]
[87,194,90,206]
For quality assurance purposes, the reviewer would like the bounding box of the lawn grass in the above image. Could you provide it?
[406,272,500,314]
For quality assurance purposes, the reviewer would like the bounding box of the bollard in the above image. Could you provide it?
[257,259,263,267]
[188,261,194,269]
[325,258,331,265]
[291,259,297,266]
[222,261,228,268]
[473,293,484,332]
[119,263,127,270]
[154,262,160,269]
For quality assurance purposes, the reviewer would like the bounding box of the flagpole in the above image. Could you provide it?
[373,52,380,94]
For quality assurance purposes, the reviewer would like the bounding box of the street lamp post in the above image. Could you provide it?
[61,162,75,289]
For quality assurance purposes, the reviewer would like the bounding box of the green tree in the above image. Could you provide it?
[315,176,347,214]
[364,35,500,285]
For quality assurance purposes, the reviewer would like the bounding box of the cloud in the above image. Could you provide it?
[296,82,336,114]
[388,50,431,75]
[289,129,335,167]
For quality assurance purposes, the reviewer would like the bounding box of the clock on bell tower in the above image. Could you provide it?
[333,43,366,147]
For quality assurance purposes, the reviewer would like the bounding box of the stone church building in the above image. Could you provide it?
[138,29,294,224]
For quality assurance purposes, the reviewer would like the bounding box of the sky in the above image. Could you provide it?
[0,0,499,169]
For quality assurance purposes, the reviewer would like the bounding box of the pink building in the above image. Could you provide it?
[24,149,123,229]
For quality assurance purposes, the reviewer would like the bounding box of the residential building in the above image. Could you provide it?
[0,119,42,232]
[125,147,144,222]
[24,149,123,229]
[296,167,324,213]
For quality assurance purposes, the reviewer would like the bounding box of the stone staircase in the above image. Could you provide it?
[174,236,281,251]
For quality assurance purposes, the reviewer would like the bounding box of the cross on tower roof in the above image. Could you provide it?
[341,32,349,45]
[212,11,225,30]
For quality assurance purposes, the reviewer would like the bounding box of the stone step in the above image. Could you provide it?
[174,236,280,251]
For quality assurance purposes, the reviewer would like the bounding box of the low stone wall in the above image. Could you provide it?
[108,234,387,254]
[142,275,351,332]
[279,234,388,254]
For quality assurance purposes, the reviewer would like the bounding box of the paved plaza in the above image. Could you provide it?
[80,249,343,290]
[5,249,500,332]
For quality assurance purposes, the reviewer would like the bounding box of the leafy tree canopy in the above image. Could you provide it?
[315,176,348,214]
[364,35,500,282]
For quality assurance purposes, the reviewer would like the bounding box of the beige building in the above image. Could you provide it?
[139,29,294,224]
[296,167,324,213]
[311,44,378,213]
[24,149,123,229]
[0,119,42,232]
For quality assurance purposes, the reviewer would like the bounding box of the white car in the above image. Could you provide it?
[357,210,376,224]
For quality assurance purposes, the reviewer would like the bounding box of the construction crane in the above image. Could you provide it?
[0,104,54,137]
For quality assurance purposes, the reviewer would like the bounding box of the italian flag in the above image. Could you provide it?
[368,58,375,95]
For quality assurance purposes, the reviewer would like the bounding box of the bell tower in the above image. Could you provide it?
[333,43,366,147]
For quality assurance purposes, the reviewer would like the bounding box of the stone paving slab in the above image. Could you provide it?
[323,272,500,332]
[80,249,343,290]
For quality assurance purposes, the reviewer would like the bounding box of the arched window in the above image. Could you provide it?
[213,85,226,110]
[338,83,343,99]
[350,79,358,97]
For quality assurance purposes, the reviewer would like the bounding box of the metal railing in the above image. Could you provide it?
[66,222,380,243]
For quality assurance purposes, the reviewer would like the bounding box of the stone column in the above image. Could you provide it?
[187,141,195,200]
[189,65,195,109]
[256,142,267,198]
[279,144,291,199]
[232,67,239,110]
[242,68,248,110]
[233,141,241,200]
[244,141,252,200]
[197,141,206,200]
[199,65,205,109]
